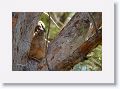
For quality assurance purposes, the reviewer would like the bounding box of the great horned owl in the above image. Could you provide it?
[28,21,46,61]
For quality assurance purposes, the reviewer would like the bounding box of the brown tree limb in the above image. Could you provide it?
[38,12,102,71]
[55,28,102,70]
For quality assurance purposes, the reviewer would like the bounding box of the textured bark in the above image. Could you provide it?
[12,12,41,71]
[56,28,102,70]
[38,12,102,71]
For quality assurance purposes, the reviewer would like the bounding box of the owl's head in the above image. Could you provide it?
[34,21,46,36]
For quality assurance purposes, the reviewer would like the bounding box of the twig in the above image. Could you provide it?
[45,12,52,71]
[43,12,60,30]
[88,12,98,34]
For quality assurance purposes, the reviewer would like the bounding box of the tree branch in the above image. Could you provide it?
[56,28,102,70]
[38,12,102,71]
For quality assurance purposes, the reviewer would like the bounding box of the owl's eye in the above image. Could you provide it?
[41,25,44,29]
[38,26,41,30]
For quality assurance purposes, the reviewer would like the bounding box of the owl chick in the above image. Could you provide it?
[28,21,46,61]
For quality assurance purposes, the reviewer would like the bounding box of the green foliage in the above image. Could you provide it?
[48,25,60,40]
[73,45,102,71]
[39,12,74,40]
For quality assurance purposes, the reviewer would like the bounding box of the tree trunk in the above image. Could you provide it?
[12,12,41,71]
[12,12,102,71]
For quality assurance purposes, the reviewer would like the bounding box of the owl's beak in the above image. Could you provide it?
[42,27,46,32]
[41,25,46,32]
[38,26,46,32]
